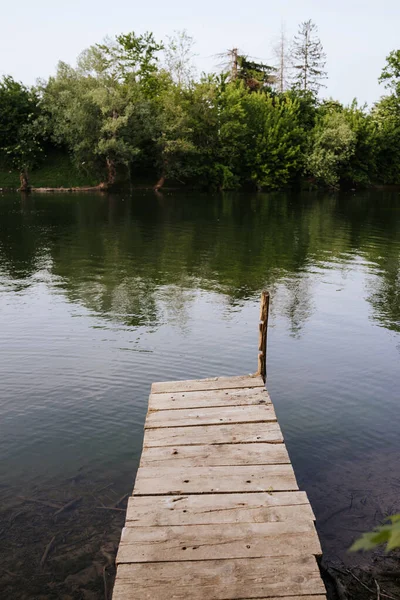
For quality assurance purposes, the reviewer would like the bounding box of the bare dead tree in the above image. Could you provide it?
[272,23,292,93]
[215,48,239,80]
[163,30,197,86]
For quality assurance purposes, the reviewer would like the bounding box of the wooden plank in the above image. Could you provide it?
[139,442,290,468]
[145,404,277,429]
[239,597,326,600]
[143,422,283,447]
[133,464,298,495]
[151,374,264,394]
[126,492,315,526]
[148,387,271,411]
[117,521,321,564]
[113,556,326,599]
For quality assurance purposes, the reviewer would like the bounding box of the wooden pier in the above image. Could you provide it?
[113,293,326,600]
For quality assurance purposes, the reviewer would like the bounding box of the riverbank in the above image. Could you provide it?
[0,155,165,192]
[0,154,99,190]
[321,555,400,600]
[2,153,400,194]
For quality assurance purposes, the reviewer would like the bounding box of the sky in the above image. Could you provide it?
[0,0,399,106]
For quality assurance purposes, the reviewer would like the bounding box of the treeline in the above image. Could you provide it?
[1,22,400,191]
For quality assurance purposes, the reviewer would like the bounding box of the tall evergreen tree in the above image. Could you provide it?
[291,20,327,94]
[236,55,276,91]
[221,49,276,90]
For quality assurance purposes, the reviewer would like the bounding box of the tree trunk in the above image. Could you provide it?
[19,169,30,192]
[154,176,165,191]
[106,158,117,187]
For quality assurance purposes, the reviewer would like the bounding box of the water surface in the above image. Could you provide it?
[0,190,399,596]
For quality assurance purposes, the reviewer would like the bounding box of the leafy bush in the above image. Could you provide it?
[350,514,400,552]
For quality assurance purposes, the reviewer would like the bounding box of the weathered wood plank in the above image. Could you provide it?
[113,556,326,599]
[145,404,277,428]
[133,464,298,495]
[143,422,283,447]
[139,442,290,468]
[126,492,315,526]
[117,521,321,564]
[151,374,264,394]
[148,387,271,411]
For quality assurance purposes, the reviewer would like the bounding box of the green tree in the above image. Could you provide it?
[77,33,166,182]
[183,78,221,187]
[186,81,305,190]
[372,99,400,184]
[41,39,161,186]
[341,101,377,187]
[236,56,276,91]
[220,49,276,91]
[0,76,43,190]
[153,85,197,189]
[379,50,400,96]
[241,92,304,189]
[371,50,400,184]
[40,62,105,181]
[92,31,164,95]
[214,82,248,188]
[307,111,356,187]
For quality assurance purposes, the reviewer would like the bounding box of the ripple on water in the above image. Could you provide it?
[0,190,399,571]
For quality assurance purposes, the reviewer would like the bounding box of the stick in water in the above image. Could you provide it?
[114,493,129,509]
[40,536,56,567]
[103,565,108,600]
[54,497,82,516]
[18,496,63,509]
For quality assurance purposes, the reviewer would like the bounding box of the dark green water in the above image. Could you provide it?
[0,190,399,596]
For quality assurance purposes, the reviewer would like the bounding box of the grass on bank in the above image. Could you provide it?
[0,153,99,188]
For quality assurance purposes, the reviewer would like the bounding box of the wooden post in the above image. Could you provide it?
[257,291,270,382]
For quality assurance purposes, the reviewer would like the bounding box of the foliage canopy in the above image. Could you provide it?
[1,25,400,191]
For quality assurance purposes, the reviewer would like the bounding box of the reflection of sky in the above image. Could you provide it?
[0,192,399,560]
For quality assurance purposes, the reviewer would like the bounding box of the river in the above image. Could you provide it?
[0,190,399,598]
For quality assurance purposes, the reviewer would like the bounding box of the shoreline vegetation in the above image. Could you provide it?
[2,22,400,193]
